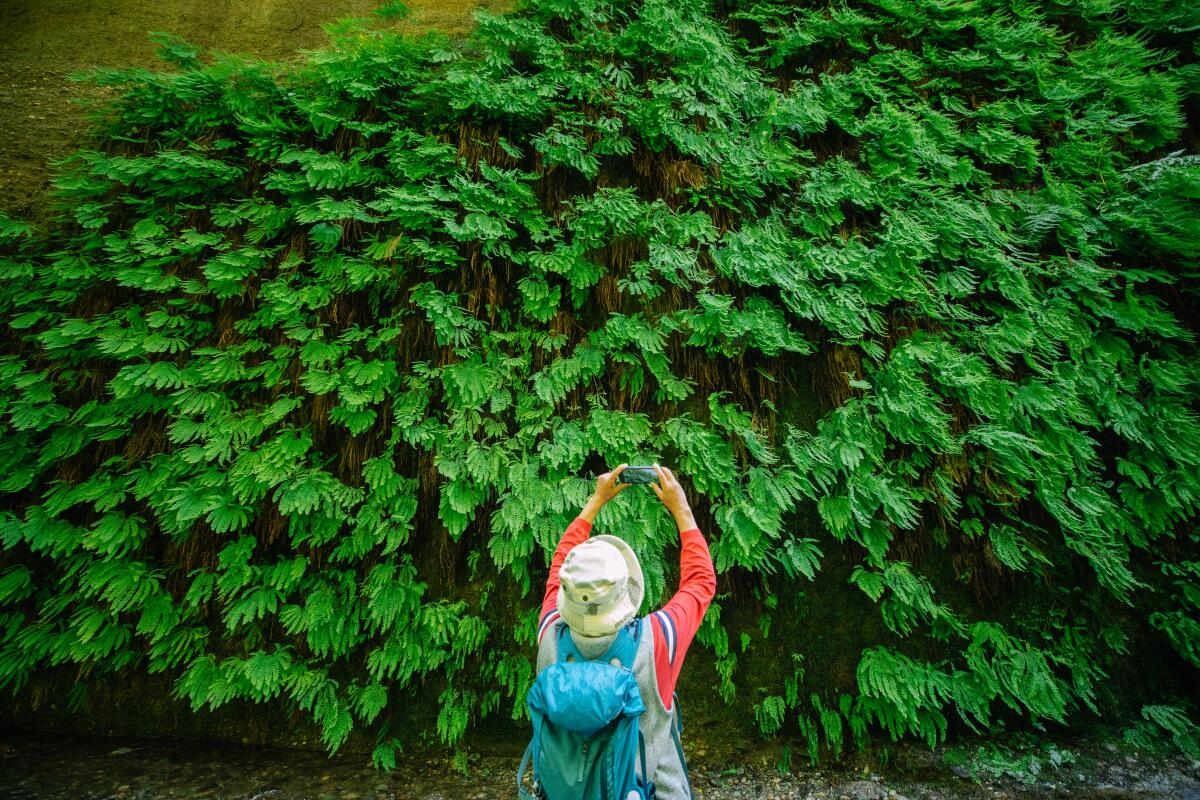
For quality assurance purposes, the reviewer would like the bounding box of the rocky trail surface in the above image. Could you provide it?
[1,730,1198,800]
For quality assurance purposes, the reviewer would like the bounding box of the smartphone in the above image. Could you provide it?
[616,465,658,485]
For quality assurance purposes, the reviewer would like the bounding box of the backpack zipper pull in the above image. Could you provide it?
[578,740,588,782]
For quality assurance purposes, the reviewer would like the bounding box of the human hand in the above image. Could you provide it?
[649,464,695,528]
[589,463,634,507]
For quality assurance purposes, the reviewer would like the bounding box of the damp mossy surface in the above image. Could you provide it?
[1,0,1199,767]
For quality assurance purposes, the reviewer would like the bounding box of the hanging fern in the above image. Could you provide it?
[0,0,1197,766]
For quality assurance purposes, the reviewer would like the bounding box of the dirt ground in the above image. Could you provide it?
[2,728,1200,800]
[0,0,506,225]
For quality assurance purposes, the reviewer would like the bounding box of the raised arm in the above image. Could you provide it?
[647,465,717,709]
[538,464,632,644]
[537,514,591,642]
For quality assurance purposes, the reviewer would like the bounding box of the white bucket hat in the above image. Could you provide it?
[556,535,644,638]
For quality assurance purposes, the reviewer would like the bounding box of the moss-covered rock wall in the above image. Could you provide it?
[1,0,1199,766]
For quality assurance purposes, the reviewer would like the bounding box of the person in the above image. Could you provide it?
[535,463,718,800]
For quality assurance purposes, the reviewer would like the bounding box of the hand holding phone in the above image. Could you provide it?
[649,464,695,530]
[590,463,633,506]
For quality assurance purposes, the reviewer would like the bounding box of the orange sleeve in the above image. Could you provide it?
[650,527,717,708]
[537,515,591,643]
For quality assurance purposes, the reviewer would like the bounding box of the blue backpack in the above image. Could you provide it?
[518,617,656,800]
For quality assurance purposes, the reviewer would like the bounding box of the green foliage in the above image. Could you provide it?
[1124,704,1200,760]
[1,0,1199,767]
[944,734,1078,785]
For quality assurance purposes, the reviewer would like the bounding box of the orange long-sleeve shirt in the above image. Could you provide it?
[537,515,717,710]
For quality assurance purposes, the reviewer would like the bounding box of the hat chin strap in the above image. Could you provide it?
[580,624,624,641]
[579,607,635,639]
[575,628,615,640]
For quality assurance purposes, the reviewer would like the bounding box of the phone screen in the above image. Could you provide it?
[618,467,657,484]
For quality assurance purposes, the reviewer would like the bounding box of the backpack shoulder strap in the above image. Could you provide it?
[554,617,643,668]
[604,617,642,669]
[516,740,537,800]
[638,729,649,784]
[670,691,692,798]
[553,618,584,664]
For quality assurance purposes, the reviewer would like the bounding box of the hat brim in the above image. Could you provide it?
[556,534,645,638]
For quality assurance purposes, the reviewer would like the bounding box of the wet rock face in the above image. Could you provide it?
[1,0,1198,770]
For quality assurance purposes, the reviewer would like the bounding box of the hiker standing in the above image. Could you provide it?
[531,463,717,799]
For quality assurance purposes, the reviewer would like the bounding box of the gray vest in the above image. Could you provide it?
[536,617,692,800]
